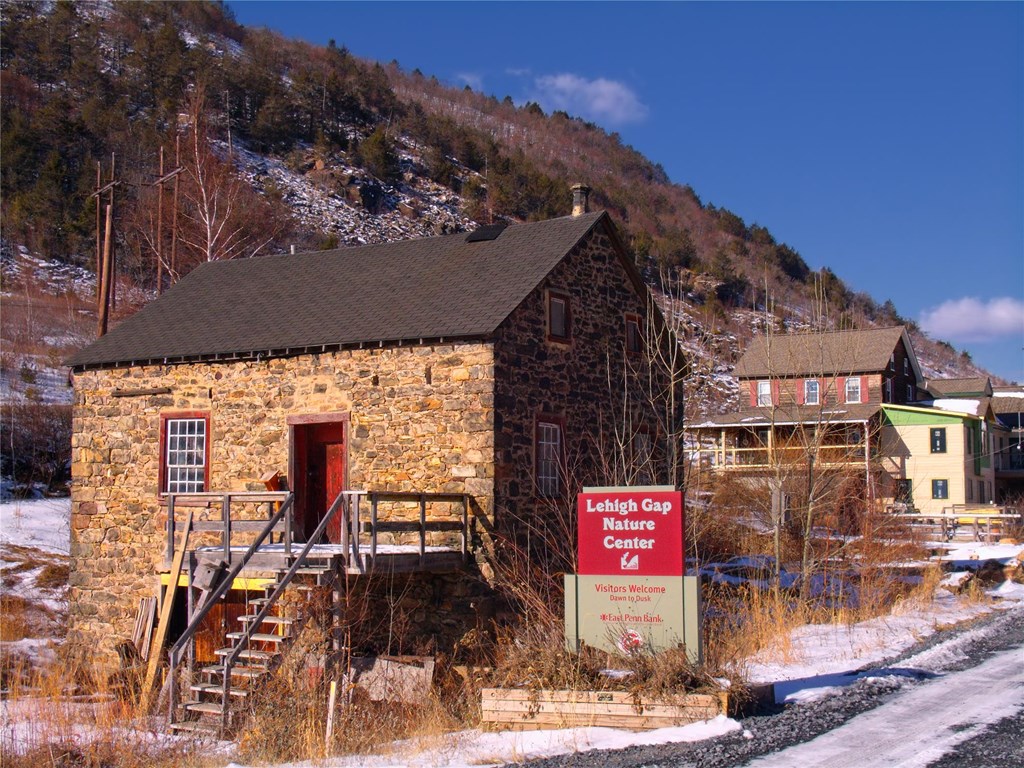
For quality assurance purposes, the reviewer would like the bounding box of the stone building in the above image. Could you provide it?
[67,196,682,675]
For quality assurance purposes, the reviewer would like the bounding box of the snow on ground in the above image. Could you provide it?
[746,536,1024,704]
[1,497,1021,766]
[0,497,71,554]
[224,716,741,768]
[745,643,1024,768]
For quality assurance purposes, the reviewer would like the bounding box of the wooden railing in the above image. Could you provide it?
[162,488,472,729]
[692,443,867,469]
[894,506,1023,543]
[164,491,293,569]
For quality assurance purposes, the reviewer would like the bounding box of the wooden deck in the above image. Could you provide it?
[164,489,472,577]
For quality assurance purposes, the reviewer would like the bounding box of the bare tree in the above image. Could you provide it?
[175,85,285,275]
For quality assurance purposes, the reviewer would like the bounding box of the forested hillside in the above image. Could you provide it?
[0,0,991,417]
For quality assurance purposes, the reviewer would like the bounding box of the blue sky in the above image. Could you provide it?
[228,1,1024,383]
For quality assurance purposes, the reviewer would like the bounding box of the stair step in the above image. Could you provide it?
[183,700,224,715]
[214,648,278,661]
[190,682,250,698]
[170,720,221,736]
[238,614,294,625]
[201,664,269,679]
[226,632,286,643]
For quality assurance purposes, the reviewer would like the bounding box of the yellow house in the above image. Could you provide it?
[878,402,1001,514]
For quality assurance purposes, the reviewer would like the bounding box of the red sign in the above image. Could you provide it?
[577,490,683,577]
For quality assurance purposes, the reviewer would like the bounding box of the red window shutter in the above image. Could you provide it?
[749,381,757,407]
[796,379,805,405]
[861,376,869,402]
[772,381,780,406]
[836,377,845,403]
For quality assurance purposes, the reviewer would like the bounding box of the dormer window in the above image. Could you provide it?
[845,377,862,404]
[757,380,772,406]
[547,291,571,342]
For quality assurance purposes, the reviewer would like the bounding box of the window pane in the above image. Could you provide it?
[537,421,561,496]
[757,381,772,406]
[165,417,207,493]
[805,380,819,405]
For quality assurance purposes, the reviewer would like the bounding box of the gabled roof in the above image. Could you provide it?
[992,386,1024,416]
[922,377,992,398]
[69,211,619,370]
[732,326,921,381]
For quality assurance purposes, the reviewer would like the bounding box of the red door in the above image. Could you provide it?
[294,421,346,543]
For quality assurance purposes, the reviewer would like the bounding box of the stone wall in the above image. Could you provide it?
[70,343,494,663]
[492,224,676,563]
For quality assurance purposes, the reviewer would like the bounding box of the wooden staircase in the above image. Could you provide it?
[170,572,325,737]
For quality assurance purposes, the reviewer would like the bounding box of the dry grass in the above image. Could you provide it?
[0,655,218,768]
[1,594,34,641]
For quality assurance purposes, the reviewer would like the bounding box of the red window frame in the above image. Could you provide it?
[547,291,572,343]
[625,313,643,356]
[159,411,211,495]
[535,415,565,497]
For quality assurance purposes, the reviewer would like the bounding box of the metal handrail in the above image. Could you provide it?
[166,494,294,724]
[213,489,352,730]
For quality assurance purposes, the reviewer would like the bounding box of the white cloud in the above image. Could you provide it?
[456,72,483,91]
[532,73,648,125]
[919,296,1024,342]
[505,67,531,77]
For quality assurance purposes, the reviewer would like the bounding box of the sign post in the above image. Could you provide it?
[565,486,701,662]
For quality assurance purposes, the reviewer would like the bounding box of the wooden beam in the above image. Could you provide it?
[142,507,193,709]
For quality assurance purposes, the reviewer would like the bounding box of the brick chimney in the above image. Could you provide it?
[571,183,591,217]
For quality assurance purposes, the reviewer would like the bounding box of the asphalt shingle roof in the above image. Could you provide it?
[68,212,609,369]
[732,326,911,379]
[691,403,881,429]
[923,377,992,397]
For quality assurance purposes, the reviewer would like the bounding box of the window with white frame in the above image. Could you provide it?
[163,415,208,493]
[536,420,563,497]
[757,380,772,406]
[845,377,862,404]
[804,379,820,405]
[883,378,892,402]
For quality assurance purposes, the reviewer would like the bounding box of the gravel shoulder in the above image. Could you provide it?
[512,603,1024,768]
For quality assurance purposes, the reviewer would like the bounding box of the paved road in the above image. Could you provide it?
[744,646,1024,768]
[516,604,1024,768]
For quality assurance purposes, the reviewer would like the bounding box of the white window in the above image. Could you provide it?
[536,420,563,497]
[884,379,892,402]
[757,380,772,406]
[804,379,819,405]
[164,416,208,493]
[903,358,909,376]
[845,377,862,404]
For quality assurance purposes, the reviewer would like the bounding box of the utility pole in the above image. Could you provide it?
[108,154,117,313]
[151,144,184,295]
[90,154,120,336]
[171,134,181,284]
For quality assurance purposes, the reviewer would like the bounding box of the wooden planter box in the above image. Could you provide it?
[480,688,727,730]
